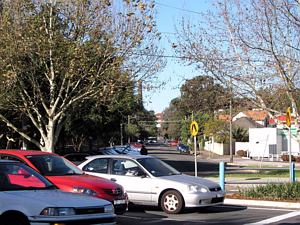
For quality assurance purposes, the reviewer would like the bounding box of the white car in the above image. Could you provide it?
[0,160,116,225]
[78,155,225,214]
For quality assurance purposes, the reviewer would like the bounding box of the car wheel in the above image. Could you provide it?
[160,190,184,214]
[3,214,29,225]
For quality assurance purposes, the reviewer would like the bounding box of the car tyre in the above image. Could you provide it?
[160,190,183,214]
[3,214,29,225]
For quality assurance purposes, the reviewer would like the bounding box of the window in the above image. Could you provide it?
[83,159,108,173]
[112,159,144,176]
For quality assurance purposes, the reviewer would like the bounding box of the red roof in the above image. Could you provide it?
[244,110,268,121]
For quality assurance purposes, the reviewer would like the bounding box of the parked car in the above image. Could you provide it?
[114,145,141,155]
[168,140,179,147]
[176,143,190,153]
[63,152,90,165]
[78,155,225,214]
[0,160,116,225]
[0,150,128,214]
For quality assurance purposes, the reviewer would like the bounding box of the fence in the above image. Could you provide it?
[219,161,296,190]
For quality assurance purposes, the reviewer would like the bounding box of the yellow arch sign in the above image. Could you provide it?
[286,107,291,127]
[190,121,199,136]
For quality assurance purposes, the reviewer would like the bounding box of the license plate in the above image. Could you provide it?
[114,199,126,205]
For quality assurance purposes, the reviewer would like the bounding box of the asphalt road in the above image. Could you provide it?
[116,145,300,225]
[146,146,220,176]
[117,205,300,225]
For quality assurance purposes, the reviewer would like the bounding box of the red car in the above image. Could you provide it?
[168,140,179,147]
[0,150,128,214]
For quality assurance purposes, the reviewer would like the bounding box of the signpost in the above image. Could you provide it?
[286,107,293,182]
[190,121,198,177]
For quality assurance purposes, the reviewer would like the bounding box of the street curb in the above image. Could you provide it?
[224,198,300,209]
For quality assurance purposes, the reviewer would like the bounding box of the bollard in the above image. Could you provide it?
[290,162,295,183]
[219,161,225,191]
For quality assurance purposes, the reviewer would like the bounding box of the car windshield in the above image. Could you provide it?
[26,155,84,176]
[137,157,181,177]
[0,163,56,191]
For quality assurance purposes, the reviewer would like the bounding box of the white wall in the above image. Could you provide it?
[249,128,278,158]
[205,141,230,155]
[235,142,249,155]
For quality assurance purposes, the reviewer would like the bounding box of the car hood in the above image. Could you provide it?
[46,174,121,190]
[160,174,220,188]
[2,190,111,207]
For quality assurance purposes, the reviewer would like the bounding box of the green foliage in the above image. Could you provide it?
[204,118,229,143]
[232,127,249,142]
[239,183,300,201]
[179,76,230,114]
[125,123,140,139]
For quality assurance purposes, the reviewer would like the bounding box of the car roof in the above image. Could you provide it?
[0,149,56,157]
[86,154,152,160]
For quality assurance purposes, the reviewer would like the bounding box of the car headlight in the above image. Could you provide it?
[188,185,209,193]
[73,187,97,196]
[104,204,114,214]
[41,207,75,216]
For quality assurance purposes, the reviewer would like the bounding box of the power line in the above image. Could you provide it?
[131,52,273,63]
[155,2,202,15]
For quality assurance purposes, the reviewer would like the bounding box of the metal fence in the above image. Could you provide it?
[219,161,296,190]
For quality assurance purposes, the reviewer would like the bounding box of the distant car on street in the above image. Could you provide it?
[176,143,190,153]
[0,150,128,214]
[0,160,116,225]
[168,140,179,147]
[78,155,225,214]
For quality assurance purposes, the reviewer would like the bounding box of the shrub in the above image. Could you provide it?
[295,156,300,163]
[239,182,300,201]
[236,150,247,157]
[281,154,295,162]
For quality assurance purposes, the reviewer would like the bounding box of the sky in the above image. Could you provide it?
[143,0,212,113]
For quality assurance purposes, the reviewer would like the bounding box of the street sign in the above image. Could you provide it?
[286,107,291,127]
[190,121,199,136]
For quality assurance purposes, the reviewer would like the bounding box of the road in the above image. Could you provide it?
[117,204,300,224]
[114,145,300,224]
[146,146,220,176]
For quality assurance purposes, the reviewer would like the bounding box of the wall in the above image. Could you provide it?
[235,142,249,155]
[205,141,231,155]
[249,128,277,158]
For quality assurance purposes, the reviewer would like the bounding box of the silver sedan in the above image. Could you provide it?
[78,155,225,214]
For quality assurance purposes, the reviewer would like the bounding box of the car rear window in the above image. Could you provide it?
[26,155,83,176]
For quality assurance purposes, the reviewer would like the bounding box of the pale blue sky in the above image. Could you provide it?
[143,0,212,113]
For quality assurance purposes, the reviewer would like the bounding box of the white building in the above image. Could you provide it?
[249,128,300,159]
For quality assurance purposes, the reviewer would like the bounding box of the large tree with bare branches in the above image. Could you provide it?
[0,0,164,152]
[174,0,300,120]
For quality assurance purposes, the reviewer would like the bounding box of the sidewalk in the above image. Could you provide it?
[198,150,300,209]
[197,150,299,168]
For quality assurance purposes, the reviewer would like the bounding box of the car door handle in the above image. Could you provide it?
[110,178,117,182]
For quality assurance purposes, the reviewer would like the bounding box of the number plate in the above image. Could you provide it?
[114,199,126,205]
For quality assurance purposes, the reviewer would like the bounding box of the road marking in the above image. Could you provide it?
[245,211,300,225]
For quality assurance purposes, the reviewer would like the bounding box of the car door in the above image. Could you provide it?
[83,158,154,205]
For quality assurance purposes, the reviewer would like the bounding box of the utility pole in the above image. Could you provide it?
[229,77,233,163]
[127,115,130,144]
[120,123,123,145]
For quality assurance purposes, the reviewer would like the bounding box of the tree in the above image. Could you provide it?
[204,118,230,143]
[174,0,300,119]
[179,76,230,114]
[0,0,163,152]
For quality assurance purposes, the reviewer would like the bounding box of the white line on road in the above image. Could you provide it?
[245,211,300,225]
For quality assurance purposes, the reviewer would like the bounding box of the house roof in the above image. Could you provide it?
[218,114,231,121]
[243,110,269,121]
[233,117,264,129]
